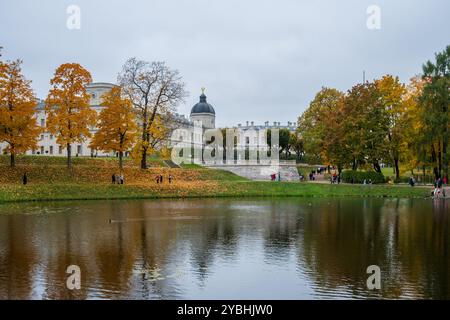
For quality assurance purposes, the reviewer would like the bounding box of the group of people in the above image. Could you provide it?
[156,174,173,184]
[432,176,447,198]
[112,173,124,185]
[330,173,341,184]
[270,172,281,181]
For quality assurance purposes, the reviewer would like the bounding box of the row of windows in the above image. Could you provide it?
[32,145,84,155]
[40,134,54,140]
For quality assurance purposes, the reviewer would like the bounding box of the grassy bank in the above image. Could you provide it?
[0,156,430,203]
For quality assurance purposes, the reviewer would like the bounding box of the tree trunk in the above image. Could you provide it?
[423,165,426,185]
[10,152,15,168]
[140,126,148,169]
[438,142,442,178]
[394,156,400,180]
[373,161,382,173]
[119,151,123,171]
[352,157,357,171]
[67,143,72,168]
[140,147,147,169]
[431,144,439,179]
[443,135,448,181]
[140,110,148,169]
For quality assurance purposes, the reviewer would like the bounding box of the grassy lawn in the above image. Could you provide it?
[0,155,431,203]
[0,181,430,203]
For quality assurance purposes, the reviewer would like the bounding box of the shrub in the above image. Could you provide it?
[341,170,385,184]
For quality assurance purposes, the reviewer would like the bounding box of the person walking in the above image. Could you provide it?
[119,174,124,185]
[22,172,28,185]
[156,175,160,184]
[169,174,173,184]
[112,173,116,184]
[160,174,164,183]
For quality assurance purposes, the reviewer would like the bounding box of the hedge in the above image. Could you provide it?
[341,170,385,184]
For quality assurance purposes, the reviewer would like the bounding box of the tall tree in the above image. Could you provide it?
[298,87,346,166]
[341,82,389,172]
[0,59,40,167]
[421,45,450,179]
[118,58,187,169]
[401,76,427,175]
[375,75,407,180]
[90,87,137,171]
[279,128,291,159]
[45,63,96,168]
[290,132,304,162]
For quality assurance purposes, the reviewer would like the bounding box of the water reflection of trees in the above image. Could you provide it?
[0,198,449,299]
[297,198,450,299]
[0,200,243,299]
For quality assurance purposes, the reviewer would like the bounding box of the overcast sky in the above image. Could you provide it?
[1,0,449,127]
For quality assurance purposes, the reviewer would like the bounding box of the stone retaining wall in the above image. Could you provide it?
[205,164,300,181]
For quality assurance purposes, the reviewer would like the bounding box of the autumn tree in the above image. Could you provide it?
[0,59,40,167]
[342,82,390,172]
[401,76,427,176]
[45,63,96,168]
[375,75,407,179]
[298,87,345,167]
[90,87,137,171]
[118,58,187,169]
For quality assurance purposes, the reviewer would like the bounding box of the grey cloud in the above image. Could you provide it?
[1,0,449,127]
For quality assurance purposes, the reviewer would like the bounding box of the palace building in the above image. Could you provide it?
[0,82,296,157]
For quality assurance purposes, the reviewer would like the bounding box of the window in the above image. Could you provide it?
[40,134,44,141]
[49,146,53,155]
[77,145,82,155]
[58,145,63,154]
[40,119,45,127]
[50,134,53,139]
[40,146,44,154]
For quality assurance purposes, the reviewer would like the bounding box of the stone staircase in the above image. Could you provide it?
[163,159,181,168]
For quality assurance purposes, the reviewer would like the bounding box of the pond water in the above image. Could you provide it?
[0,197,449,299]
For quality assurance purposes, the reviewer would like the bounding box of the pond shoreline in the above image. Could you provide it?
[0,181,431,204]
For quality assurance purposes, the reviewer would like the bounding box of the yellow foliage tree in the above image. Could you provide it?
[375,75,407,179]
[0,59,40,167]
[130,114,169,164]
[90,87,137,171]
[401,76,427,174]
[45,63,96,168]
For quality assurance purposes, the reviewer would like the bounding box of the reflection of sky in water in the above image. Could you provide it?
[0,198,449,299]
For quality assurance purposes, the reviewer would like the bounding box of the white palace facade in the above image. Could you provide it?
[0,82,297,158]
